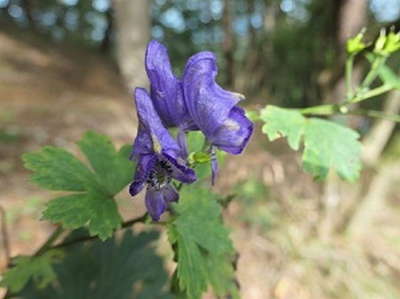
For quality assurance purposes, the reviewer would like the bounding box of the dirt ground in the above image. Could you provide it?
[0,30,322,299]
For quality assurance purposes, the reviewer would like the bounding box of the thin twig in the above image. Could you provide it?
[34,226,64,257]
[0,205,10,266]
[52,213,148,250]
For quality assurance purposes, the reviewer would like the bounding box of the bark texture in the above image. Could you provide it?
[113,0,150,90]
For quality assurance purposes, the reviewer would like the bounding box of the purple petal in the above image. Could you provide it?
[183,51,242,137]
[131,124,153,159]
[129,154,157,196]
[145,188,167,221]
[161,184,179,203]
[209,106,253,155]
[134,88,181,157]
[162,153,197,184]
[146,40,194,129]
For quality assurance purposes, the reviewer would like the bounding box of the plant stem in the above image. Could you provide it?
[347,84,393,104]
[35,226,64,256]
[52,213,148,250]
[298,100,400,122]
[346,55,354,98]
[299,104,340,115]
[349,109,400,122]
[361,56,386,89]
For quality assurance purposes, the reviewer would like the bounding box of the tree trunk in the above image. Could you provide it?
[113,0,150,90]
[319,0,368,240]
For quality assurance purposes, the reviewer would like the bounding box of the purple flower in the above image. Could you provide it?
[182,52,253,182]
[145,40,253,183]
[145,40,197,132]
[183,52,253,155]
[129,88,196,221]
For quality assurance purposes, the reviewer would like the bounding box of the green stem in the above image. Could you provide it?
[349,109,400,122]
[51,213,149,250]
[361,56,386,89]
[346,55,355,98]
[347,84,393,104]
[35,226,64,256]
[299,104,340,115]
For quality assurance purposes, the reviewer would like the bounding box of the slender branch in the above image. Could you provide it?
[349,108,400,122]
[0,205,10,266]
[361,56,386,88]
[52,213,148,250]
[299,104,340,115]
[346,84,393,104]
[35,226,64,256]
[345,55,355,98]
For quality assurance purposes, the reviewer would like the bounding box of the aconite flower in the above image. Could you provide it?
[144,41,253,183]
[129,88,196,221]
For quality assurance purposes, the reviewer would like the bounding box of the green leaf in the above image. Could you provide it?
[77,132,134,195]
[22,147,96,191]
[0,251,63,293]
[168,186,237,299]
[42,192,122,241]
[260,106,362,181]
[18,230,173,299]
[23,131,133,240]
[261,106,305,150]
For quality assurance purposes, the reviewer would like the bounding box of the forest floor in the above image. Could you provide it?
[2,28,399,299]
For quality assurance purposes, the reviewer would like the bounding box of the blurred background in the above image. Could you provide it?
[1,0,400,298]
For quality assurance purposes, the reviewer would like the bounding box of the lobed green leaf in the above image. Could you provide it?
[260,106,362,181]
[77,132,134,196]
[42,191,122,240]
[0,251,63,293]
[22,147,97,191]
[23,131,134,240]
[168,186,237,299]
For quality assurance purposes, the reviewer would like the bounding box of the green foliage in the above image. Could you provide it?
[168,186,238,299]
[17,230,173,299]
[22,131,135,240]
[77,132,133,196]
[42,192,122,240]
[377,64,400,89]
[23,147,96,192]
[260,106,361,181]
[0,251,63,293]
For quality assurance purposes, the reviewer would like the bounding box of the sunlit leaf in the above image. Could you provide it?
[260,106,362,181]
[23,147,97,192]
[23,132,134,240]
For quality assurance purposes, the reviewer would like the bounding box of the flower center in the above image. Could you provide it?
[146,159,173,190]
